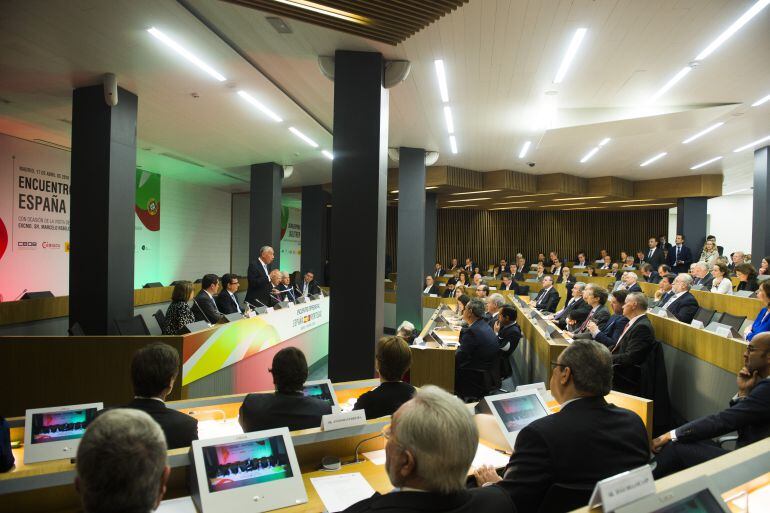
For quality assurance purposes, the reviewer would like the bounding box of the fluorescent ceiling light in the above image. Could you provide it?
[321,150,333,160]
[449,135,458,154]
[553,28,588,84]
[600,199,653,204]
[489,207,528,210]
[492,201,534,205]
[682,122,724,144]
[620,203,674,208]
[690,156,723,170]
[237,90,282,122]
[553,196,604,201]
[640,152,668,167]
[443,106,455,134]
[442,205,479,208]
[649,66,691,103]
[426,186,438,190]
[733,134,770,152]
[434,60,449,103]
[446,197,491,203]
[271,0,369,24]
[518,141,532,159]
[542,202,585,207]
[599,138,611,146]
[505,193,555,199]
[695,0,770,61]
[580,147,600,163]
[752,93,770,107]
[288,126,318,148]
[147,27,227,82]
[451,189,502,196]
[390,190,399,193]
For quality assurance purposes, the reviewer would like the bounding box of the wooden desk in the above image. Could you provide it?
[509,300,569,385]
[409,332,458,393]
[638,282,763,321]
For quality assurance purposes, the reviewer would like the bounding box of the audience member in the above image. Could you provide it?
[619,251,629,264]
[645,237,665,268]
[565,309,589,334]
[557,266,576,297]
[599,255,612,270]
[659,235,673,254]
[577,283,610,332]
[690,262,713,289]
[267,269,284,306]
[76,409,170,513]
[651,274,674,307]
[279,272,297,302]
[759,256,769,276]
[640,263,660,284]
[729,251,746,275]
[668,234,693,274]
[433,262,445,278]
[485,293,505,328]
[298,270,321,297]
[464,258,475,272]
[454,298,500,400]
[443,280,457,298]
[710,262,733,295]
[239,347,332,432]
[574,252,588,268]
[472,273,483,287]
[661,273,699,324]
[192,274,224,324]
[126,343,197,449]
[423,276,439,295]
[162,281,196,335]
[576,289,629,348]
[474,340,649,513]
[344,386,513,513]
[598,249,609,262]
[699,240,719,267]
[623,256,636,270]
[533,276,560,313]
[586,265,597,277]
[607,263,621,279]
[652,332,770,478]
[246,245,275,308]
[456,294,471,316]
[494,306,522,380]
[612,292,655,395]
[449,258,461,271]
[534,263,546,282]
[215,273,243,315]
[745,282,770,341]
[499,274,519,294]
[397,321,417,345]
[476,283,490,298]
[735,263,759,293]
[623,272,642,292]
[549,282,588,329]
[354,336,416,419]
[457,271,469,286]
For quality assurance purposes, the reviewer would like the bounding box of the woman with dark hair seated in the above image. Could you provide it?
[735,263,759,293]
[456,294,472,316]
[239,347,332,432]
[354,336,416,419]
[745,281,770,341]
[163,281,196,335]
[759,256,769,276]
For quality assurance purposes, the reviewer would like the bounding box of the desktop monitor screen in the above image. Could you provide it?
[616,479,730,513]
[302,379,339,410]
[24,402,103,464]
[202,435,294,493]
[486,391,550,449]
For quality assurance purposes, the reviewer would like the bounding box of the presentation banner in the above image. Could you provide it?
[280,205,301,274]
[0,134,70,301]
[134,170,161,287]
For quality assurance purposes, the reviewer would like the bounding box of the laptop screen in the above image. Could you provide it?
[650,488,727,513]
[492,394,549,433]
[302,382,335,407]
[202,435,294,493]
[30,407,98,444]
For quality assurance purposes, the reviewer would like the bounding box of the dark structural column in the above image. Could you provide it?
[249,163,283,269]
[424,192,437,275]
[396,148,427,330]
[752,146,770,267]
[301,185,328,284]
[676,197,707,250]
[329,50,388,382]
[69,85,137,335]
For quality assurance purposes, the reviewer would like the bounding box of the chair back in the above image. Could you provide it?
[153,309,166,333]
[536,482,594,513]
[693,307,716,325]
[717,312,746,331]
[518,285,530,296]
[113,315,151,336]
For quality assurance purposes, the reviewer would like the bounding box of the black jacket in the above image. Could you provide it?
[215,290,242,315]
[297,280,322,297]
[644,247,665,269]
[343,487,515,513]
[692,273,714,289]
[191,290,223,324]
[665,291,699,324]
[675,378,770,448]
[625,282,642,293]
[667,245,694,273]
[554,297,590,329]
[126,398,198,450]
[494,397,649,513]
[643,272,661,284]
[737,279,760,293]
[499,281,520,294]
[245,258,271,307]
[239,391,332,433]
[455,320,500,372]
[533,287,560,313]
[353,381,416,419]
[576,313,628,348]
[423,284,440,295]
[612,316,656,395]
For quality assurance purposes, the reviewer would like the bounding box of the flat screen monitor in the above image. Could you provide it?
[302,379,339,411]
[485,391,550,449]
[615,479,730,513]
[24,402,103,464]
[190,428,307,513]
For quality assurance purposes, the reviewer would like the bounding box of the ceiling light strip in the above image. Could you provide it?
[519,141,532,159]
[237,90,283,122]
[321,150,333,160]
[640,152,668,167]
[682,122,724,144]
[434,60,449,103]
[449,135,458,154]
[271,0,369,25]
[553,28,588,84]
[288,126,318,148]
[649,66,691,103]
[733,134,770,152]
[451,189,502,196]
[446,197,491,203]
[690,156,722,170]
[580,147,600,163]
[443,106,455,134]
[147,27,226,82]
[752,93,770,107]
[695,0,770,61]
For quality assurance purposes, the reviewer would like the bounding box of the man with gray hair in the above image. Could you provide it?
[662,273,699,324]
[76,409,170,513]
[246,245,275,307]
[624,272,642,293]
[612,291,656,395]
[474,340,649,512]
[548,281,589,329]
[484,293,506,328]
[454,298,500,400]
[343,386,513,512]
[691,261,714,289]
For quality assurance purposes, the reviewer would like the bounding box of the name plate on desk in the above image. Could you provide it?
[321,410,367,431]
[716,326,733,338]
[690,319,704,329]
[588,465,655,512]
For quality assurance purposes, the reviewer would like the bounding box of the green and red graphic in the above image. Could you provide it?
[0,217,7,261]
[135,170,161,231]
[280,205,289,239]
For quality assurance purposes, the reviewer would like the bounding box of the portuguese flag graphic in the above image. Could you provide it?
[135,170,160,231]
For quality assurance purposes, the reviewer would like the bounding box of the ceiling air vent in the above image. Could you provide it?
[266,16,292,34]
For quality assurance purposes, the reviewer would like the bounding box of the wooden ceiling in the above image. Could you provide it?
[220,0,469,45]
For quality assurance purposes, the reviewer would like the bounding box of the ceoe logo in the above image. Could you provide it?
[0,217,7,261]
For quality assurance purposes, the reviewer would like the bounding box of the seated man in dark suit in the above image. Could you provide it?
[652,332,770,477]
[577,283,611,332]
[239,347,332,432]
[267,269,284,306]
[612,292,656,395]
[533,275,560,313]
[548,281,589,329]
[650,274,675,308]
[576,289,629,348]
[191,274,224,324]
[691,262,714,289]
[343,386,513,513]
[297,270,321,298]
[443,280,458,298]
[484,294,506,329]
[640,263,661,284]
[433,262,445,278]
[215,273,243,315]
[495,306,522,381]
[422,275,440,295]
[354,336,416,419]
[661,273,699,324]
[279,272,297,302]
[125,343,198,449]
[454,299,501,400]
[499,274,520,294]
[474,340,649,513]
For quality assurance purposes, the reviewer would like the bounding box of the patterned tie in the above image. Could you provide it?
[578,309,595,332]
[612,321,633,352]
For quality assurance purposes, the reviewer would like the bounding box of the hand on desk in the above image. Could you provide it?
[651,431,672,453]
[473,465,502,486]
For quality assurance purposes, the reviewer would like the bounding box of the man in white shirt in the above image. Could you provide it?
[423,276,439,295]
[246,245,275,307]
[600,255,612,270]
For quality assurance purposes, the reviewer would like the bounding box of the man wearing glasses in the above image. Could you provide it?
[215,273,244,315]
[652,332,770,477]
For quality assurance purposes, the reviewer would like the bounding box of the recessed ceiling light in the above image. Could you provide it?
[694,0,770,61]
[553,196,604,201]
[648,66,691,103]
[600,199,654,204]
[553,28,588,84]
[271,0,369,24]
[434,60,449,103]
[519,141,531,159]
[682,122,724,144]
[752,93,770,107]
[237,90,283,122]
[690,156,723,170]
[147,27,226,82]
[640,152,668,167]
[620,203,674,208]
[443,106,455,134]
[492,201,534,205]
[451,189,502,196]
[733,134,770,152]
[446,197,491,203]
[580,147,600,163]
[288,126,318,148]
[505,193,556,199]
[449,135,458,154]
[321,150,333,160]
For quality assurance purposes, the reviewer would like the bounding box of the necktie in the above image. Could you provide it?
[232,293,241,313]
[578,309,595,332]
[676,246,681,261]
[612,321,633,352]
[303,283,308,296]
[649,249,654,259]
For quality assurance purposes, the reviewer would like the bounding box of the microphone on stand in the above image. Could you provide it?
[192,298,213,326]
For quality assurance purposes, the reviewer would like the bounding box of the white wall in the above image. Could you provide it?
[707,194,753,256]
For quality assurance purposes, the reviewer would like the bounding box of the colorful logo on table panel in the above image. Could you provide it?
[0,217,7,261]
[135,170,161,231]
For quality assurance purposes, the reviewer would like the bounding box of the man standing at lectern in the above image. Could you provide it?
[246,245,274,308]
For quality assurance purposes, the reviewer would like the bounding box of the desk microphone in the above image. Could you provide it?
[294,285,307,298]
[192,298,212,326]
[248,298,268,309]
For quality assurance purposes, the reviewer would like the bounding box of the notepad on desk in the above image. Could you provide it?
[311,473,376,512]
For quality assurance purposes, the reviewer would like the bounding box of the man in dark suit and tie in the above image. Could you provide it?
[422,276,440,295]
[691,262,714,289]
[454,299,501,399]
[623,272,643,293]
[267,269,284,306]
[473,340,649,513]
[192,274,224,324]
[651,274,675,308]
[433,262,444,278]
[449,258,461,271]
[644,237,665,269]
[463,257,476,273]
[499,274,520,294]
[661,273,699,324]
[575,283,611,332]
[652,332,770,477]
[576,289,629,348]
[245,245,274,308]
[667,234,693,274]
[215,273,243,315]
[611,292,656,395]
[533,276,560,313]
[297,270,322,298]
[599,255,613,270]
[124,343,198,450]
[548,282,589,329]
[640,263,661,284]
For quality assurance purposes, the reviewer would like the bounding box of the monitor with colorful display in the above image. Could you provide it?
[615,479,730,513]
[23,402,103,464]
[485,390,550,449]
[302,379,339,411]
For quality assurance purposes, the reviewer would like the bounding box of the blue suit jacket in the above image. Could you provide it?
[455,319,500,372]
[667,245,694,272]
[666,291,699,324]
[747,308,770,341]
[594,314,629,348]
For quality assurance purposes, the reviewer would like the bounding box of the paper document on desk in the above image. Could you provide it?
[362,449,387,465]
[311,473,375,512]
[471,443,510,470]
